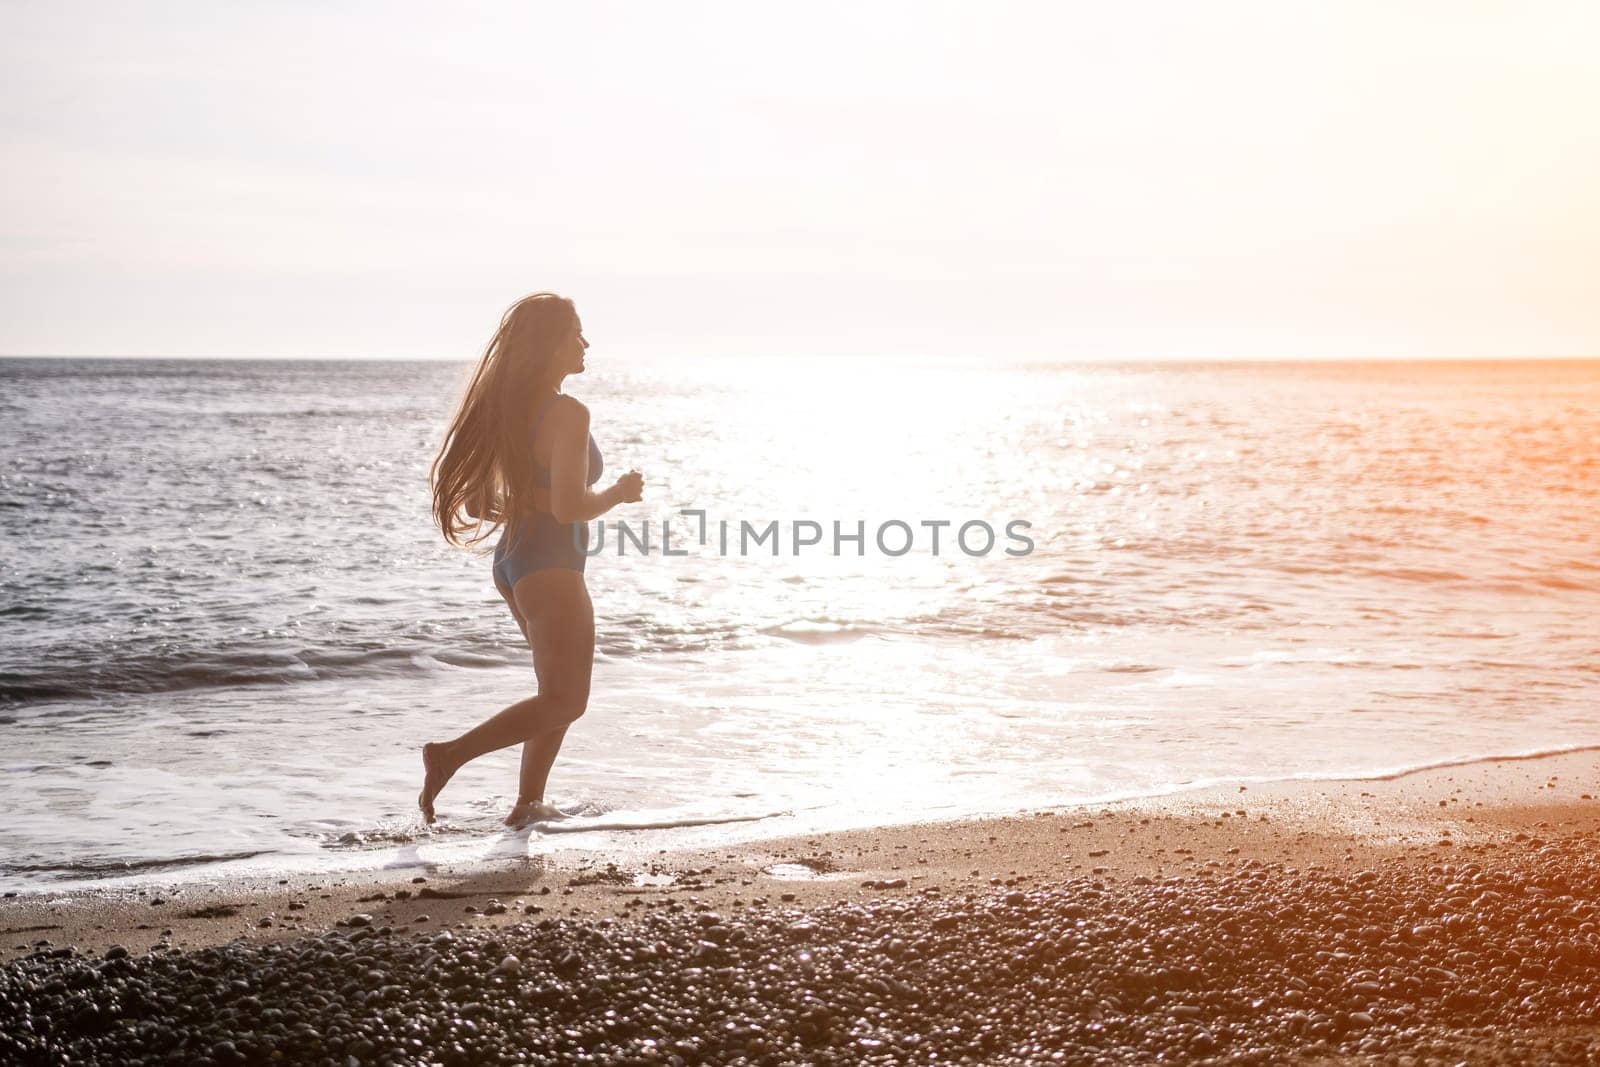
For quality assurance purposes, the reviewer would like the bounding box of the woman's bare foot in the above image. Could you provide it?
[504,799,566,829]
[418,742,456,825]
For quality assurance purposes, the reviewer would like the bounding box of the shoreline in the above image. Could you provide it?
[7,746,1600,961]
[8,749,1600,1062]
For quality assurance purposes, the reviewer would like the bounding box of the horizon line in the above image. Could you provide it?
[2,352,1598,364]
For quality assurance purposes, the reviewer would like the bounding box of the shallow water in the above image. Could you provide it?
[2,356,1596,889]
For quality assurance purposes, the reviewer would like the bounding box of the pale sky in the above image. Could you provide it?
[3,1,1598,360]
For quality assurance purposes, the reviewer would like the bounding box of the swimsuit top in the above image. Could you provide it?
[528,393,603,491]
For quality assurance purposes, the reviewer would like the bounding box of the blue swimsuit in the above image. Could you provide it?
[492,395,604,589]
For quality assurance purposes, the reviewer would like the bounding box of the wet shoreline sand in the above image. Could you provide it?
[6,750,1600,1063]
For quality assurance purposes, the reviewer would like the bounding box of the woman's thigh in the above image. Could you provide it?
[513,569,595,704]
[493,570,529,643]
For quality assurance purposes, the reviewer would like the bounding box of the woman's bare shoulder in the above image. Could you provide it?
[548,394,590,429]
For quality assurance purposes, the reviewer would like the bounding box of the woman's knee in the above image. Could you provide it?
[541,689,589,726]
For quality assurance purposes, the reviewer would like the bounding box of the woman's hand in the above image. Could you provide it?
[614,470,644,503]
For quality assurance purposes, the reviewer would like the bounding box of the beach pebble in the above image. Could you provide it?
[861,878,908,890]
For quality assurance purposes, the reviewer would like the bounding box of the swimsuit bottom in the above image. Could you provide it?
[493,514,590,589]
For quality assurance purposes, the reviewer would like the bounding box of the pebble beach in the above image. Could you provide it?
[6,751,1600,1064]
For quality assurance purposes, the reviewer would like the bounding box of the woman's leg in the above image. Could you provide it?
[418,570,595,824]
[510,566,597,814]
[516,726,569,802]
[491,574,576,817]
[506,570,582,824]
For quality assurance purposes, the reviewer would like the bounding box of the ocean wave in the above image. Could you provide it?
[528,808,790,835]
[0,643,526,706]
[1,850,271,880]
[1316,742,1600,783]
[1060,742,1600,806]
[760,620,890,644]
[0,610,1014,706]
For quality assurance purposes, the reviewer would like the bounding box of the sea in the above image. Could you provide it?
[2,355,1596,891]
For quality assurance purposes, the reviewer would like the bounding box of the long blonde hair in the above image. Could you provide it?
[431,292,578,548]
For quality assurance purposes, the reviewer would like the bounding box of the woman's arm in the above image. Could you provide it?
[549,398,643,523]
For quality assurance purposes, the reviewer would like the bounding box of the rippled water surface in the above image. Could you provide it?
[2,356,1596,888]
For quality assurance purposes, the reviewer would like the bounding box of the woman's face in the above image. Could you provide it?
[554,316,590,379]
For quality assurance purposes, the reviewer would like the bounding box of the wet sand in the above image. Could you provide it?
[5,750,1600,1063]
